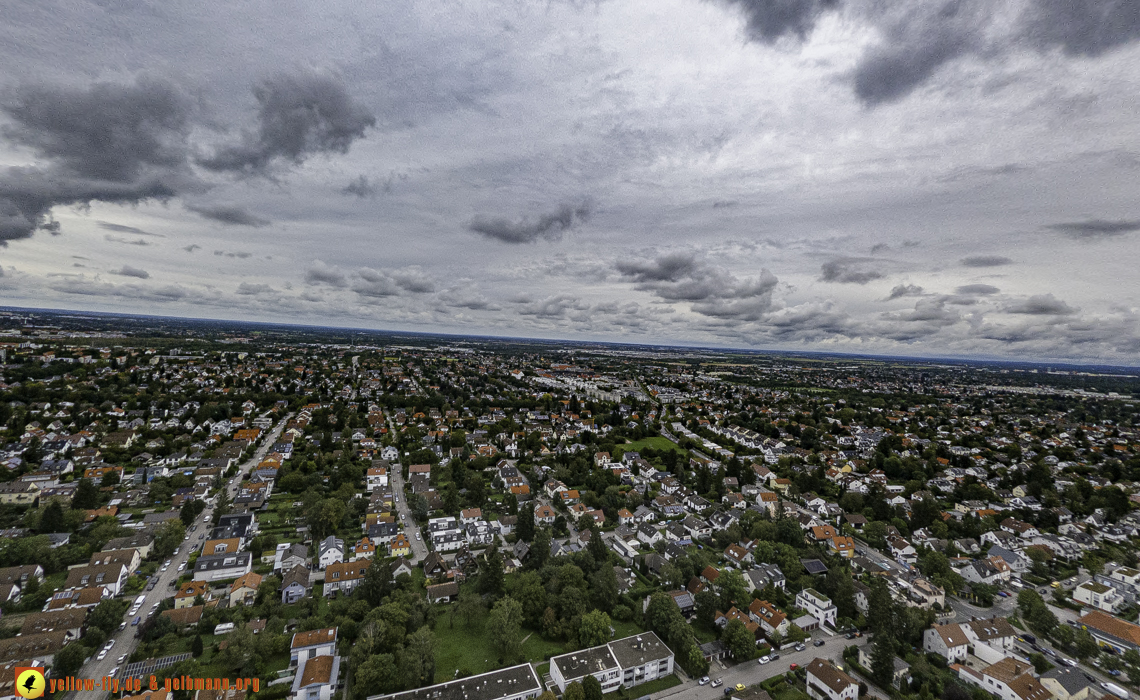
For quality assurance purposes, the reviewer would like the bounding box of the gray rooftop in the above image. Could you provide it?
[366,664,541,700]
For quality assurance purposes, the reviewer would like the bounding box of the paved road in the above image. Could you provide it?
[390,462,427,563]
[64,412,293,697]
[387,416,427,564]
[651,631,869,700]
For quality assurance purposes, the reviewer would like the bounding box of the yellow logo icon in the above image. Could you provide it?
[15,667,45,699]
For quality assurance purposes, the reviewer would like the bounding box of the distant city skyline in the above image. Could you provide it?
[1,0,1138,362]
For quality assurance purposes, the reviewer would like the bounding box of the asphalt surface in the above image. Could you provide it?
[653,631,870,700]
[63,412,293,697]
[389,462,427,563]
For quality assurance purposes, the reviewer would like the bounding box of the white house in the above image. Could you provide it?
[317,536,345,570]
[1073,581,1122,613]
[924,623,969,663]
[549,633,674,694]
[796,589,837,629]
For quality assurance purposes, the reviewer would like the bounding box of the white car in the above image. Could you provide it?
[97,650,108,661]
[117,655,127,664]
[177,563,186,571]
[109,667,119,678]
[104,639,115,650]
[758,655,770,665]
[699,677,710,686]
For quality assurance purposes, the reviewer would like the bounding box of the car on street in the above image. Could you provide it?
[735,684,745,692]
[794,643,806,652]
[97,649,108,660]
[109,667,119,678]
[758,656,770,665]
[199,534,205,540]
[105,639,115,650]
[119,621,127,631]
[723,689,733,696]
[699,677,710,686]
[770,654,780,661]
[117,655,127,664]
[789,664,798,671]
[711,680,723,688]
[814,640,826,647]
[1060,658,1077,667]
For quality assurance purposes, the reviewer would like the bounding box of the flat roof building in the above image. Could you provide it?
[549,633,674,693]
[366,664,541,700]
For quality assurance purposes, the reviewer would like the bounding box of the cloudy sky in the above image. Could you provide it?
[1,0,1139,362]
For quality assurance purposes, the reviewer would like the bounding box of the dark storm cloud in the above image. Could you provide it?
[2,76,192,182]
[97,221,163,237]
[352,267,436,298]
[199,71,376,176]
[819,258,885,284]
[186,203,270,227]
[851,0,983,106]
[956,283,1000,295]
[113,265,150,279]
[960,255,1012,267]
[615,252,779,321]
[718,0,841,44]
[236,283,274,295]
[213,250,253,258]
[341,175,381,198]
[887,283,924,299]
[1045,218,1140,239]
[514,294,590,318]
[0,168,179,242]
[305,260,348,287]
[468,201,592,244]
[0,77,193,241]
[1020,0,1140,57]
[1005,294,1077,315]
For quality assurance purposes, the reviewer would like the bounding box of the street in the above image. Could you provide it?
[389,461,427,564]
[652,632,869,700]
[63,412,294,698]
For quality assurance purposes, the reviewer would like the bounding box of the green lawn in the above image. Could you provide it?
[434,610,566,682]
[604,674,681,699]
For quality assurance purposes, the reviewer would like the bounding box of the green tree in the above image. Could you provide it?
[579,610,611,649]
[71,478,100,510]
[192,635,204,657]
[399,627,437,689]
[517,505,535,543]
[587,528,608,566]
[718,569,748,611]
[38,500,66,534]
[153,519,186,558]
[358,557,394,607]
[52,643,87,677]
[695,590,718,629]
[479,546,505,597]
[488,596,524,661]
[88,599,129,636]
[356,653,402,699]
[589,564,619,613]
[722,618,755,660]
[871,633,896,689]
[455,590,484,629]
[101,469,121,488]
[563,682,585,700]
[867,578,894,637]
[582,675,603,700]
[1075,629,1099,660]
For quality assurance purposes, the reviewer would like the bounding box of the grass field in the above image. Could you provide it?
[616,437,687,456]
[604,674,681,699]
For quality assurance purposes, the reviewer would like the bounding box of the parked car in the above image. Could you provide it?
[814,640,826,647]
[117,655,127,664]
[758,656,770,665]
[699,677,710,686]
[794,643,806,652]
[789,663,798,670]
[711,679,723,688]
[770,653,780,661]
[132,616,141,626]
[735,685,745,692]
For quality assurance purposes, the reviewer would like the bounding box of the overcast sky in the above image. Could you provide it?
[1,0,1139,363]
